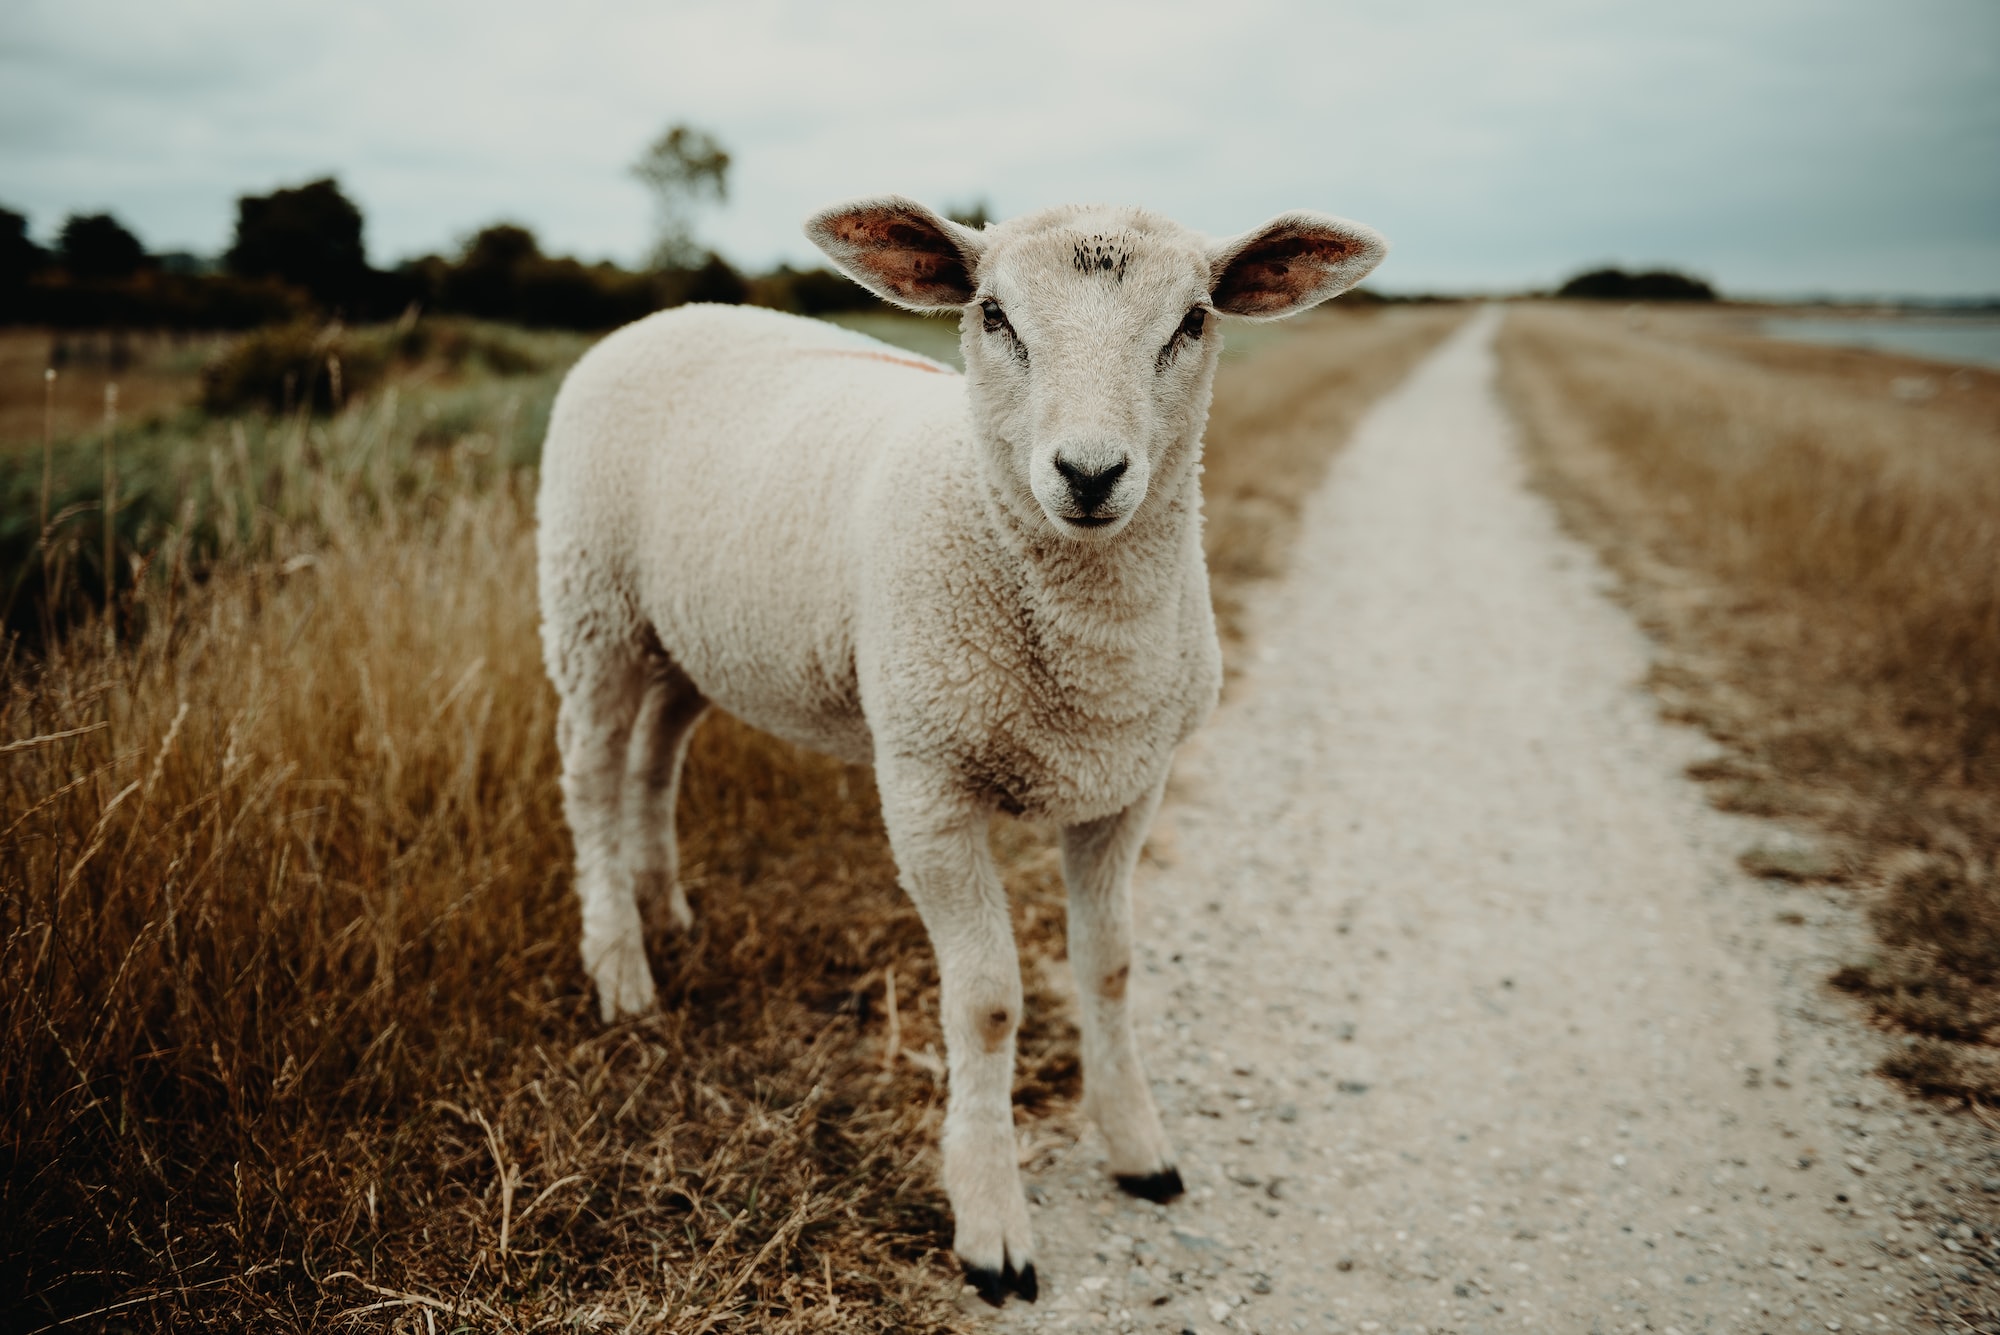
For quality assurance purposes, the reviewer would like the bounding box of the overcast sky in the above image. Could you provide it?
[3,0,1995,297]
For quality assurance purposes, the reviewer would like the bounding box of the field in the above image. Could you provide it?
[0,330,233,451]
[0,303,1462,1331]
[1499,303,2000,1099]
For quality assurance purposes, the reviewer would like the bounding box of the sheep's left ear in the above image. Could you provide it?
[805,195,984,311]
[1207,213,1387,319]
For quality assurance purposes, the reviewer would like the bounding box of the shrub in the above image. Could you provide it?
[200,317,571,416]
[391,318,550,377]
[200,322,391,415]
[1555,267,1717,301]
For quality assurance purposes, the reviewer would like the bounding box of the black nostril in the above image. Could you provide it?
[1056,457,1126,483]
[1055,457,1128,509]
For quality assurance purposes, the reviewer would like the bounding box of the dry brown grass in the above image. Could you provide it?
[1,305,1454,1330]
[0,330,230,452]
[1498,303,2000,1098]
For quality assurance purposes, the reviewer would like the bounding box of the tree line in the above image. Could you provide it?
[0,127,893,331]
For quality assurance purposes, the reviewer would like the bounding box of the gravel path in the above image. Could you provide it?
[992,308,1997,1334]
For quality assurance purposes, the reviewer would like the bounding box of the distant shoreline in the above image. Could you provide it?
[1760,312,2000,369]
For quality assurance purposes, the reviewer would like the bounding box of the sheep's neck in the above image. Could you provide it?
[979,444,1205,702]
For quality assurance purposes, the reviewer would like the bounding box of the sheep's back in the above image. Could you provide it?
[538,304,965,763]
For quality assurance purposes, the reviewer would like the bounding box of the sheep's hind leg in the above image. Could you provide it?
[623,656,709,935]
[876,772,1036,1306]
[555,634,656,1022]
[1062,777,1182,1202]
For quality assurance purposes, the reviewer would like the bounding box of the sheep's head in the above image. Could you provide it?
[807,196,1385,543]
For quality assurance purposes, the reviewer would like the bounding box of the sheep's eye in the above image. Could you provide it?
[1157,306,1208,371]
[980,298,1028,364]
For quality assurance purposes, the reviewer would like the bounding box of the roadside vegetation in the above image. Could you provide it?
[1499,304,2000,1100]
[0,321,586,646]
[0,301,1457,1330]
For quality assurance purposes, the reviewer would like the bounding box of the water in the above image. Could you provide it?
[1761,315,2000,369]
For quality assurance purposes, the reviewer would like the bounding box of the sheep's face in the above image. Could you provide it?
[807,197,1386,543]
[958,215,1218,542]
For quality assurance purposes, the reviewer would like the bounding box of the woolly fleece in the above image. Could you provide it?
[536,197,1385,1299]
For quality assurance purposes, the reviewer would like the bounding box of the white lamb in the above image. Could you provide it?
[536,196,1384,1304]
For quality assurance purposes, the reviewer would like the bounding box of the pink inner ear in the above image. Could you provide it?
[1214,231,1356,314]
[825,208,971,302]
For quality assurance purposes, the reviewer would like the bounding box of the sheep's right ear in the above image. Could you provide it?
[805,196,984,311]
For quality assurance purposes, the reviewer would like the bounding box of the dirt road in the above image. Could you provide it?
[995,309,1997,1333]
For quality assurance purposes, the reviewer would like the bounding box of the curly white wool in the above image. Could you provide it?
[535,195,1384,1301]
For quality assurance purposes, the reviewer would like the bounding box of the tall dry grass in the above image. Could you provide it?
[1,304,1456,1330]
[1498,304,2000,1097]
[1,400,1010,1330]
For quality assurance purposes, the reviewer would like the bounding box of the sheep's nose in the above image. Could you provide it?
[1054,454,1128,512]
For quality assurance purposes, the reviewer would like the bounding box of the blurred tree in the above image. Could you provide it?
[946,200,993,230]
[1556,267,1716,301]
[631,124,730,270]
[411,223,661,329]
[57,213,147,280]
[1,208,48,298]
[226,178,370,309]
[0,205,305,328]
[461,223,541,272]
[677,253,748,306]
[444,223,543,318]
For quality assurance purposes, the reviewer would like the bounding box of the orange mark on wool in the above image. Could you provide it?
[978,1006,1014,1051]
[1100,964,1130,1002]
[802,348,956,375]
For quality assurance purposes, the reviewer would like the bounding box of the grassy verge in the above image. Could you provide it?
[1,320,589,647]
[1497,303,2000,1100]
[1,302,1454,1330]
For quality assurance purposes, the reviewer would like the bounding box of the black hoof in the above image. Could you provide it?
[1116,1166,1186,1203]
[964,1263,1006,1307]
[962,1257,1038,1306]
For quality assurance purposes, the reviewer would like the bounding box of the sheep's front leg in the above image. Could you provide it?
[1062,778,1181,1201]
[877,777,1036,1306]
